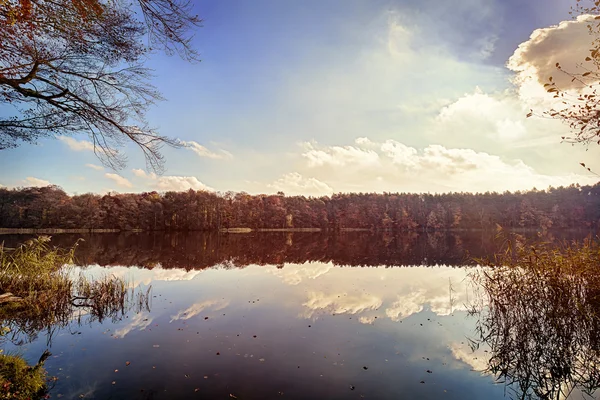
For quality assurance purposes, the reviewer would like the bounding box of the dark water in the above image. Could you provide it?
[1,231,598,399]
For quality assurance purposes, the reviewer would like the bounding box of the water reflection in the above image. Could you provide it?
[3,261,503,399]
[0,232,597,399]
[1,230,591,269]
[469,240,600,399]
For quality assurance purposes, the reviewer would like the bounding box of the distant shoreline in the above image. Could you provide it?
[0,227,595,235]
[0,228,122,235]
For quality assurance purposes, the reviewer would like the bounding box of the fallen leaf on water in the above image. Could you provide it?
[112,381,116,385]
[195,388,200,392]
[230,394,238,399]
[363,366,368,370]
[125,361,131,366]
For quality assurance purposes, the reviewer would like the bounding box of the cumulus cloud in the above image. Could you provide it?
[132,168,149,178]
[132,169,213,192]
[302,141,380,168]
[85,163,104,171]
[267,173,333,196]
[154,176,213,191]
[270,263,333,285]
[302,291,383,318]
[508,15,597,95]
[105,173,132,188]
[385,292,426,321]
[449,342,490,374]
[23,177,51,187]
[182,141,233,160]
[170,299,229,323]
[435,88,529,142]
[58,136,95,151]
[295,139,596,193]
[113,312,153,338]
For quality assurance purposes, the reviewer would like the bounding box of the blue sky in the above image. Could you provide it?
[1,0,598,194]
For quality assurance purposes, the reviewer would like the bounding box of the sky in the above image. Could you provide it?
[1,0,599,195]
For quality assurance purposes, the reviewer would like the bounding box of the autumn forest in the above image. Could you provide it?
[1,183,599,232]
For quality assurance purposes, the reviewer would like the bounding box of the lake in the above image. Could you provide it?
[1,231,597,400]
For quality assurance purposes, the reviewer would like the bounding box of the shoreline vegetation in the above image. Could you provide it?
[0,239,151,399]
[0,237,151,343]
[470,234,600,399]
[1,184,599,234]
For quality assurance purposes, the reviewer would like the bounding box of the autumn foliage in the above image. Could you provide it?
[0,184,599,232]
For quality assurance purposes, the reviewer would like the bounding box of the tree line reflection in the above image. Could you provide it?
[3,230,595,270]
[1,230,590,270]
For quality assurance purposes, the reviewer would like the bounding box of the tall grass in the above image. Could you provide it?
[470,234,600,399]
[0,237,151,345]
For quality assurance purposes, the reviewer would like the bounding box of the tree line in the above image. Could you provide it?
[1,183,599,231]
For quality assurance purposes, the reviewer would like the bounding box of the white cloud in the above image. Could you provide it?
[105,173,132,188]
[132,168,213,192]
[270,263,333,285]
[113,312,153,339]
[508,15,597,97]
[435,89,530,142]
[385,292,425,321]
[293,139,597,193]
[58,136,95,151]
[170,299,229,323]
[77,265,202,288]
[154,176,213,191]
[358,316,377,325]
[23,177,51,187]
[302,291,383,318]
[85,163,104,171]
[132,168,150,178]
[182,141,233,160]
[267,173,333,196]
[302,141,381,168]
[449,342,490,374]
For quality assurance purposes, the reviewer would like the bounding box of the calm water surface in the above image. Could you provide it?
[1,231,596,399]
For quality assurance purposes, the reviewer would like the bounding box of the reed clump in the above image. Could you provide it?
[470,235,600,399]
[0,236,150,344]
